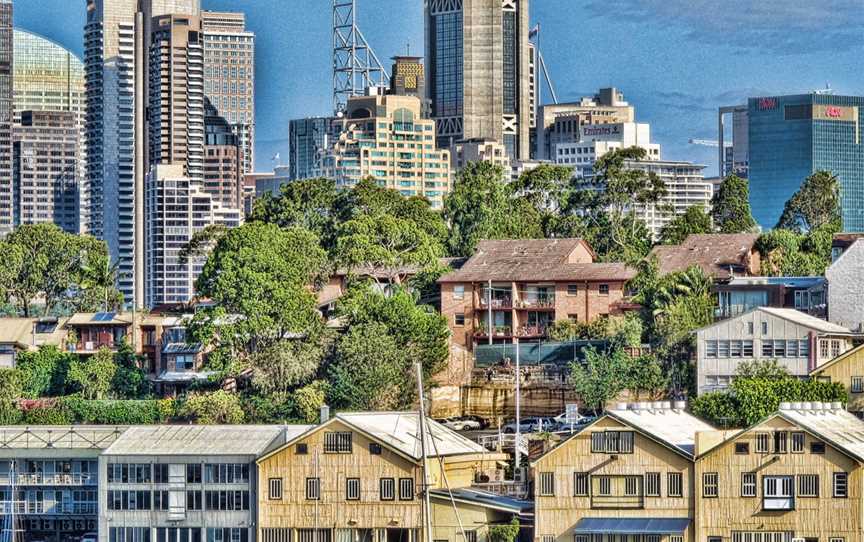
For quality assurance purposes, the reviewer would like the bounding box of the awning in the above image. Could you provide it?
[574,518,690,534]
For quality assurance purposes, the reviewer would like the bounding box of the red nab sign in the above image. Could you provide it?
[813,105,858,122]
[757,98,779,111]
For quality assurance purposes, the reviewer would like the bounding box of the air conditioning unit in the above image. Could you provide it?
[85,341,94,351]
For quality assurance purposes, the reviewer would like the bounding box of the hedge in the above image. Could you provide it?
[10,397,177,425]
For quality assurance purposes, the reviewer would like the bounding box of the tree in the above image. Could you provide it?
[566,147,665,263]
[178,224,229,266]
[111,341,151,399]
[67,348,117,400]
[489,519,521,542]
[776,171,841,233]
[16,345,75,398]
[0,224,121,316]
[755,223,837,277]
[181,390,245,424]
[570,347,631,415]
[192,223,328,359]
[659,205,712,245]
[623,354,667,400]
[328,323,410,410]
[250,339,327,399]
[0,368,22,405]
[710,175,757,233]
[443,161,543,257]
[249,177,340,247]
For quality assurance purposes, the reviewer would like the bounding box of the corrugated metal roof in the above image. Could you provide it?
[778,405,864,462]
[336,412,488,460]
[574,518,690,534]
[103,425,306,456]
[0,426,126,450]
[67,312,133,326]
[609,404,716,456]
[429,488,533,514]
[162,343,203,354]
[758,307,851,334]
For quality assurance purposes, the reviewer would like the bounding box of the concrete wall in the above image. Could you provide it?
[827,240,864,332]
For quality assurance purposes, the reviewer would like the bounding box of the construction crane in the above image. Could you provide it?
[530,24,558,105]
[332,0,390,114]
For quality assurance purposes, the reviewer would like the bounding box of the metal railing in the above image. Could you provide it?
[0,473,96,486]
[471,481,530,500]
[0,501,98,515]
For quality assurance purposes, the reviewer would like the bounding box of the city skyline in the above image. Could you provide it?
[14,0,864,175]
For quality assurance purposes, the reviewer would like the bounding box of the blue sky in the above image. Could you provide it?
[15,0,864,175]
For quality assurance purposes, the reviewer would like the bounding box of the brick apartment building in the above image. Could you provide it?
[438,238,637,355]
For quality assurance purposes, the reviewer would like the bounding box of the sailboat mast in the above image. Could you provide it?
[415,362,434,542]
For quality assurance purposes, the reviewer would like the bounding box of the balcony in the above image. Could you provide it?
[591,495,644,509]
[516,325,549,338]
[1,473,96,486]
[478,296,513,310]
[474,326,512,339]
[0,501,98,515]
[71,340,119,353]
[515,295,556,310]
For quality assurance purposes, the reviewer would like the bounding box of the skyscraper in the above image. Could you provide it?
[288,116,338,181]
[201,10,255,174]
[84,0,200,307]
[13,29,87,232]
[425,0,532,161]
[747,93,864,230]
[13,111,80,233]
[0,1,13,237]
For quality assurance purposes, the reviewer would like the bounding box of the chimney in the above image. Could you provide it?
[320,405,330,424]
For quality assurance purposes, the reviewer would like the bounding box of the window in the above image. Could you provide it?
[268,478,282,500]
[324,432,353,453]
[399,478,415,500]
[186,464,202,483]
[730,341,742,357]
[763,476,794,510]
[718,340,730,358]
[645,472,660,497]
[756,433,770,453]
[369,443,382,455]
[743,340,754,357]
[747,322,754,335]
[791,432,805,453]
[454,313,465,326]
[597,476,611,496]
[107,490,152,511]
[798,474,819,497]
[205,490,250,511]
[187,490,202,511]
[573,473,589,496]
[464,532,478,542]
[832,340,842,358]
[205,464,249,484]
[820,340,830,358]
[706,340,718,358]
[208,529,249,542]
[590,431,634,454]
[154,491,168,511]
[852,377,864,393]
[811,442,826,454]
[668,472,682,497]
[774,431,788,454]
[703,473,718,498]
[741,473,756,497]
[567,284,578,296]
[735,442,750,455]
[346,478,360,500]
[762,322,768,334]
[624,476,640,497]
[834,472,848,498]
[380,478,395,500]
[296,443,308,455]
[539,472,555,496]
[453,285,465,300]
[306,478,320,500]
[108,463,152,484]
[599,284,609,296]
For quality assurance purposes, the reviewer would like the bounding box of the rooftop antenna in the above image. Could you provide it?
[332,0,390,114]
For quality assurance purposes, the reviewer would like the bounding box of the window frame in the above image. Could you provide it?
[268,478,283,501]
[741,472,756,498]
[667,472,683,498]
[703,472,719,498]
[791,432,805,453]
[305,478,320,501]
[380,478,396,501]
[797,474,819,498]
[538,472,555,496]
[735,442,750,455]
[398,478,415,501]
[346,478,361,501]
[645,472,661,497]
[573,472,589,497]
[833,472,848,498]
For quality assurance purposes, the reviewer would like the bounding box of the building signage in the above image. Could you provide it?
[757,97,779,111]
[581,124,622,138]
[813,105,858,122]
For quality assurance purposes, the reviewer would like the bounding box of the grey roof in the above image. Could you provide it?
[429,488,533,514]
[575,518,690,534]
[725,276,826,288]
[608,403,716,456]
[103,425,303,456]
[758,307,851,334]
[154,371,215,383]
[335,412,488,460]
[777,404,864,462]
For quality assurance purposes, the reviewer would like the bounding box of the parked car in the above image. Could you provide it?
[437,417,483,432]
[502,417,555,433]
[80,534,98,542]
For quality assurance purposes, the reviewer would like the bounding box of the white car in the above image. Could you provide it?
[438,418,482,432]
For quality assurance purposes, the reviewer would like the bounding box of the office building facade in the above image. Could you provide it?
[12,110,80,233]
[145,164,242,308]
[748,93,864,230]
[0,1,13,236]
[287,116,338,181]
[13,29,87,232]
[320,94,452,208]
[717,105,749,179]
[202,10,255,174]
[425,0,532,161]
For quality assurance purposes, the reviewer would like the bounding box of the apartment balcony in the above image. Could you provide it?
[70,340,118,353]
[0,501,98,516]
[591,495,644,509]
[474,326,512,340]
[478,296,513,310]
[0,473,97,486]
[515,296,556,310]
[516,325,549,339]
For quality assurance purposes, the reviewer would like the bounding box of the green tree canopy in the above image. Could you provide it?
[756,220,838,277]
[16,345,76,398]
[776,170,841,233]
[443,161,543,257]
[67,347,117,400]
[249,177,341,246]
[181,390,245,424]
[710,175,757,233]
[659,205,713,245]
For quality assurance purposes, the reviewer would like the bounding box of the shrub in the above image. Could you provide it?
[489,519,520,542]
[180,390,245,424]
[23,405,72,425]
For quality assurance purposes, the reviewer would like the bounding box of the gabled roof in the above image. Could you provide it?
[103,425,301,456]
[258,412,490,464]
[0,317,68,349]
[696,403,864,463]
[429,488,533,515]
[650,233,760,279]
[695,306,852,335]
[438,238,635,283]
[533,403,715,464]
[811,343,864,375]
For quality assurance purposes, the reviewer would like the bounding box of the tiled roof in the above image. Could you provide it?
[651,233,760,279]
[438,238,634,283]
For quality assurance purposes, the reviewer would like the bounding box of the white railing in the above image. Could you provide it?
[0,501,97,515]
[475,434,529,456]
[0,473,96,486]
[471,481,530,500]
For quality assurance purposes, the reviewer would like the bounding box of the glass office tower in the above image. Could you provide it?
[748,93,864,231]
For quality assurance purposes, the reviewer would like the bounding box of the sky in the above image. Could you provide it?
[14,0,864,175]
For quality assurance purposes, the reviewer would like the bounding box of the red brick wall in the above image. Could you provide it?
[440,282,476,348]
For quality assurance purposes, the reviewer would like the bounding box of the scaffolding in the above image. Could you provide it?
[332,0,390,114]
